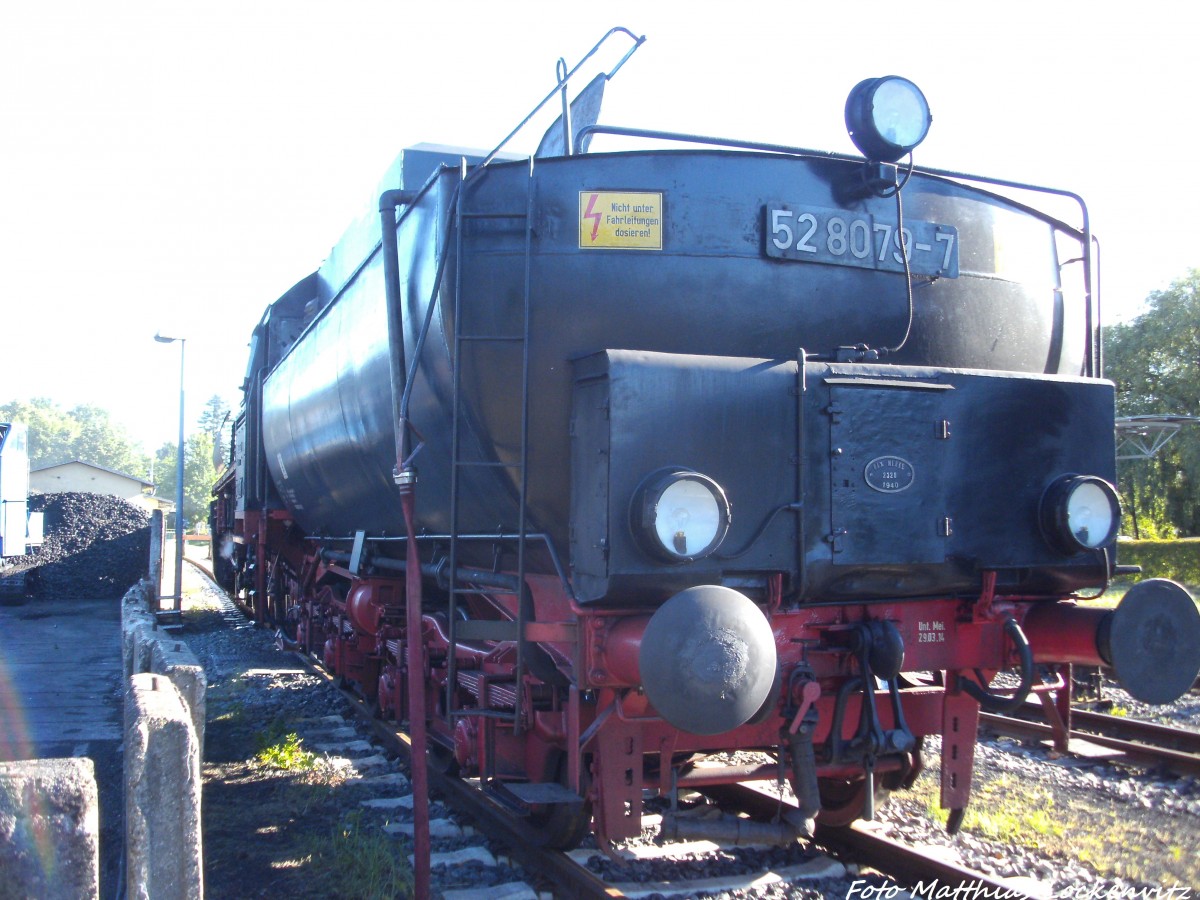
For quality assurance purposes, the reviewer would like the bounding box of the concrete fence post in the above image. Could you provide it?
[122,584,158,679]
[124,673,203,900]
[0,758,100,899]
[150,638,207,754]
[148,509,164,610]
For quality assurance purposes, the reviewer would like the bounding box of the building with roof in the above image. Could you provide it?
[29,461,173,516]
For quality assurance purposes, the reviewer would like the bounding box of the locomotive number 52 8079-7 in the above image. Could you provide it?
[764,204,958,279]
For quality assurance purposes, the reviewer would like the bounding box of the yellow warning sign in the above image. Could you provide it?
[579,191,663,250]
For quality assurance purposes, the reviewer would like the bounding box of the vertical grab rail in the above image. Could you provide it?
[514,157,536,733]
[446,162,469,726]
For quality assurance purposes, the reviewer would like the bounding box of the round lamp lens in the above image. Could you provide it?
[631,468,732,563]
[846,76,932,162]
[655,478,722,558]
[1066,481,1116,550]
[1040,474,1121,555]
[871,78,930,148]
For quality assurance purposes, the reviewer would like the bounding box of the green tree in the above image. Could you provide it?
[153,432,217,531]
[72,404,150,478]
[0,397,149,478]
[197,394,232,470]
[0,397,76,465]
[1105,269,1200,537]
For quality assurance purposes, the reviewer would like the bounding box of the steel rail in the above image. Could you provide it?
[293,651,624,900]
[710,783,1038,900]
[814,821,1037,899]
[1068,708,1200,755]
[980,711,1200,777]
[278,658,857,900]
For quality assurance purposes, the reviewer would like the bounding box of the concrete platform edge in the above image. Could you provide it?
[121,579,206,899]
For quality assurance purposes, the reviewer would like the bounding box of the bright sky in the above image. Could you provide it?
[2,1,1196,451]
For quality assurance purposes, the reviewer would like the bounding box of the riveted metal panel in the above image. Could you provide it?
[829,385,949,565]
[570,350,798,604]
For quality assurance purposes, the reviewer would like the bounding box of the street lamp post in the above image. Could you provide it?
[154,332,185,613]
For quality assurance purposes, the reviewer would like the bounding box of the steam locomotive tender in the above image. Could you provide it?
[211,30,1200,848]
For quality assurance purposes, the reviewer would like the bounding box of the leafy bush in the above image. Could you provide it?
[1115,537,1200,585]
[255,732,316,771]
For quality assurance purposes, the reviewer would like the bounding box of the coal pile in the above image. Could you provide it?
[2,492,150,600]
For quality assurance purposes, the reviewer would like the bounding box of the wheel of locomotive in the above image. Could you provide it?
[815,777,892,827]
[279,602,301,643]
[428,740,461,777]
[815,750,920,827]
[526,752,592,851]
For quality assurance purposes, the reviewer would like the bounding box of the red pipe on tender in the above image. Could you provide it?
[1020,602,1110,667]
[601,614,651,685]
[673,756,905,788]
[597,586,780,736]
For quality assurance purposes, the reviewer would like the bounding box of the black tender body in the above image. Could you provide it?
[244,148,1102,603]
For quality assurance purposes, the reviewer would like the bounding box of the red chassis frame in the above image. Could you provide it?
[215,504,1091,847]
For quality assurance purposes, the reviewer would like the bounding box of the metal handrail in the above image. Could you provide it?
[576,123,1098,376]
[467,26,645,177]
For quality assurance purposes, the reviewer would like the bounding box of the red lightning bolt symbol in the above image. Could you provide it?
[583,193,602,242]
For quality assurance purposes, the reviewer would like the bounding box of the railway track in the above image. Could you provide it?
[980,706,1200,777]
[292,647,1047,898]
[189,557,1048,897]
[713,783,1042,900]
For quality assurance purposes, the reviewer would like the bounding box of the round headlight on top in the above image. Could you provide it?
[631,468,731,564]
[845,76,932,162]
[1039,474,1122,555]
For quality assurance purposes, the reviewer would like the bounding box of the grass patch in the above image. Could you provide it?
[204,747,366,896]
[302,810,413,899]
[211,702,245,725]
[923,775,1063,845]
[904,756,1199,884]
[1079,587,1124,609]
[1079,578,1200,610]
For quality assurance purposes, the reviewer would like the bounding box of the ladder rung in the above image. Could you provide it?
[502,781,584,806]
[457,620,519,641]
[450,709,516,721]
[446,172,536,725]
[461,211,528,220]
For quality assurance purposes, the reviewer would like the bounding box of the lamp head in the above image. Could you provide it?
[845,76,931,162]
